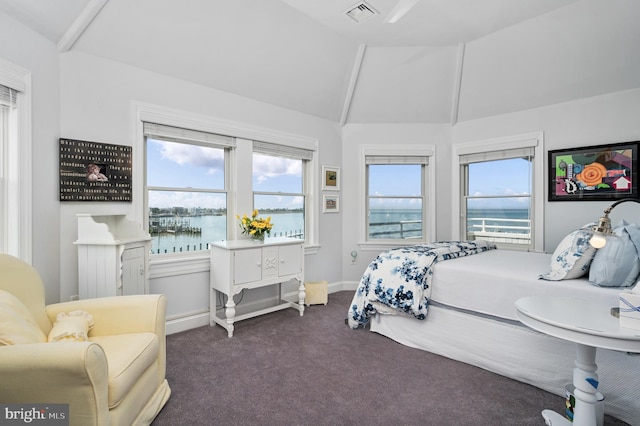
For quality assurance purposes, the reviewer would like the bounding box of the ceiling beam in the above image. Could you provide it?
[57,0,109,52]
[340,44,367,126]
[450,43,465,126]
[384,0,420,24]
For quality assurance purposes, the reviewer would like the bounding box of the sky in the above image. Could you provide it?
[147,139,302,209]
[147,139,531,210]
[468,158,531,209]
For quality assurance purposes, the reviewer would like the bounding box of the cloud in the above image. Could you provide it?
[253,154,301,184]
[152,140,224,174]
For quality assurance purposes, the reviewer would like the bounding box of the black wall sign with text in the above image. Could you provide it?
[59,138,132,202]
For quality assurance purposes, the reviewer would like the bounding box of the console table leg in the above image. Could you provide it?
[297,278,305,316]
[572,344,599,426]
[225,298,236,338]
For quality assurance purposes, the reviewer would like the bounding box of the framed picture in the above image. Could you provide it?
[548,141,639,201]
[59,138,133,202]
[322,165,340,191]
[323,195,339,213]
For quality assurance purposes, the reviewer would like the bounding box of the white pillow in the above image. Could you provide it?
[48,310,94,342]
[0,290,47,345]
[589,221,640,287]
[539,225,597,281]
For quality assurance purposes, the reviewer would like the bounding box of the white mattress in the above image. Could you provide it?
[430,250,624,321]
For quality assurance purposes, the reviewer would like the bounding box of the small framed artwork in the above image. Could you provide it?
[548,141,639,201]
[322,165,340,191]
[323,195,339,213]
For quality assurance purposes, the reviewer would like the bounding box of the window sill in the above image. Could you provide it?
[357,240,427,252]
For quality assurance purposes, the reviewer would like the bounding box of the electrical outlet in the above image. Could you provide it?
[70,295,79,301]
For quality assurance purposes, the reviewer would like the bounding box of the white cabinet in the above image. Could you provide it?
[209,237,305,337]
[75,214,151,299]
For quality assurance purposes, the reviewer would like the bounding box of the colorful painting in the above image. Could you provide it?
[548,142,639,201]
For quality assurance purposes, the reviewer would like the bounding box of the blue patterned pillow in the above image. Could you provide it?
[539,226,597,281]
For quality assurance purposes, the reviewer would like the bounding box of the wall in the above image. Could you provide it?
[59,51,343,322]
[0,11,61,304]
[452,88,640,253]
[340,123,452,283]
[339,89,640,290]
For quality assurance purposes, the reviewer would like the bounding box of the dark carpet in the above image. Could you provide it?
[152,291,628,425]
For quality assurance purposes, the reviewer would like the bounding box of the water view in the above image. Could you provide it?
[149,208,531,254]
[149,211,304,254]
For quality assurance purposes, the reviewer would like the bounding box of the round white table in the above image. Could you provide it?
[515,295,640,426]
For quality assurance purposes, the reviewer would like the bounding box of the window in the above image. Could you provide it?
[0,58,31,261]
[252,141,310,240]
[0,84,16,253]
[136,103,319,261]
[362,148,433,244]
[144,123,234,255]
[455,133,544,251]
[461,149,533,248]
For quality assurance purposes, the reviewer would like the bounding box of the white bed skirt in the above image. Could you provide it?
[370,304,640,425]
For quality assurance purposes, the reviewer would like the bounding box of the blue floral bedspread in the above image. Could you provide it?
[347,240,497,328]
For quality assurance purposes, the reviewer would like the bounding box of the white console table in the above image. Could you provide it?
[515,296,640,426]
[209,237,305,337]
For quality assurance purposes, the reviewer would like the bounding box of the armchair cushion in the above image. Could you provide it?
[90,333,159,409]
[0,290,47,345]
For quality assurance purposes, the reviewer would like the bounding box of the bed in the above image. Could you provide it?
[347,241,640,425]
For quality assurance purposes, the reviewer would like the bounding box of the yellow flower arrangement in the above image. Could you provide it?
[236,210,273,240]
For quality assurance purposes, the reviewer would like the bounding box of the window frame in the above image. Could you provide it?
[358,145,435,249]
[452,132,544,252]
[133,103,319,268]
[251,151,311,240]
[0,58,31,262]
[144,133,231,256]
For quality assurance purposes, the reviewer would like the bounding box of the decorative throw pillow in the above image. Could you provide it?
[48,310,94,342]
[539,224,597,281]
[0,290,47,345]
[589,220,640,287]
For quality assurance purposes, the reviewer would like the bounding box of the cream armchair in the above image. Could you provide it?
[0,254,171,426]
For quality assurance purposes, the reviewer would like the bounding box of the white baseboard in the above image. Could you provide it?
[166,312,210,335]
[330,281,358,292]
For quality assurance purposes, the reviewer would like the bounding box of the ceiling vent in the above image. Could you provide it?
[345,1,379,23]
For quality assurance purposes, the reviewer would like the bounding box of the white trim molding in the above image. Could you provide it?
[0,58,32,262]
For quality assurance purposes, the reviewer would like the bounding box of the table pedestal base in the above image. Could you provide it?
[541,344,601,426]
[542,409,570,425]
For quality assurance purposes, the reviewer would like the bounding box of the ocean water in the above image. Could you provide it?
[369,209,422,239]
[466,208,530,234]
[150,212,304,254]
[368,208,530,239]
[150,208,529,253]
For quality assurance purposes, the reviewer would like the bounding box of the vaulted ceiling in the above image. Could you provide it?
[1,0,639,124]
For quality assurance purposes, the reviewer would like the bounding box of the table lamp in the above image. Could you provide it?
[589,198,640,249]
[588,198,640,328]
